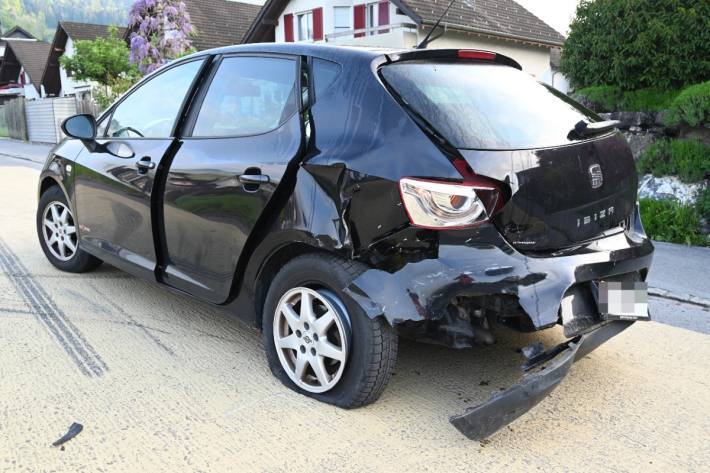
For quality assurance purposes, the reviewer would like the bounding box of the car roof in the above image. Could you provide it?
[185,42,399,62]
[177,43,522,71]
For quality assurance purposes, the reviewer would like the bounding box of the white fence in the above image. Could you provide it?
[25,97,78,144]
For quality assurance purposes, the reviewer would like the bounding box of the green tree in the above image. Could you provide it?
[60,27,140,109]
[561,0,710,91]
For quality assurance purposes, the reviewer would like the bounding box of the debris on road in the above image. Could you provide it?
[52,422,83,448]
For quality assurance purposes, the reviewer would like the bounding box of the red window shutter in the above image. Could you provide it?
[378,2,390,34]
[284,13,294,42]
[313,7,323,41]
[354,4,366,38]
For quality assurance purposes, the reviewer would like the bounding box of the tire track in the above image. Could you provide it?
[75,284,176,357]
[0,239,107,377]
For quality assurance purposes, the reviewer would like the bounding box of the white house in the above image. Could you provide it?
[244,0,566,80]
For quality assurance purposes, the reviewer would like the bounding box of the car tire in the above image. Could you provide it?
[262,253,397,408]
[36,185,102,273]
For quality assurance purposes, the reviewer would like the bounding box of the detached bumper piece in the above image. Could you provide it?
[450,321,633,440]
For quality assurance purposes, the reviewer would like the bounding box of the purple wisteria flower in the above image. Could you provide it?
[128,0,194,74]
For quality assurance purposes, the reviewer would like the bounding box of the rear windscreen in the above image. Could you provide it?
[380,61,601,150]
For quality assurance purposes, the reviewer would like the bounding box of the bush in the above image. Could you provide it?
[561,0,710,91]
[697,185,710,221]
[639,198,707,246]
[621,88,680,112]
[667,80,710,127]
[573,85,622,112]
[574,86,680,112]
[637,139,710,182]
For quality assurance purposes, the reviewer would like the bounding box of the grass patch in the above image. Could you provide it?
[573,86,679,112]
[639,198,707,246]
[621,88,679,112]
[637,139,710,183]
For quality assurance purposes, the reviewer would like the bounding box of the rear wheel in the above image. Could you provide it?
[36,185,102,273]
[262,253,397,408]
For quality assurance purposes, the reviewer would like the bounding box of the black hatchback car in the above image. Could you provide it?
[37,44,653,439]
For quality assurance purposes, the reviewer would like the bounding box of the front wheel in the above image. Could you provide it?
[262,254,397,408]
[36,185,102,273]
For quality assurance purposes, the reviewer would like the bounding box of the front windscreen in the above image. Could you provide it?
[381,61,601,150]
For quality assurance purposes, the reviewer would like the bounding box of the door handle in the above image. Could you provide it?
[136,156,156,173]
[238,174,270,185]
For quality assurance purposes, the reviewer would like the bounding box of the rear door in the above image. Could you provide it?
[73,58,206,279]
[160,54,304,303]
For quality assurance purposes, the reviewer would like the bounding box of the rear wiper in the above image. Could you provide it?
[572,119,620,137]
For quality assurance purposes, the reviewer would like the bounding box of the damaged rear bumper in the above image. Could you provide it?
[345,207,653,332]
[450,320,633,440]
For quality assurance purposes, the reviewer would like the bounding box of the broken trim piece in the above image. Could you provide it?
[449,320,633,440]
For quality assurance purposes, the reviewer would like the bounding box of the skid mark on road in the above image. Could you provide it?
[84,282,176,356]
[0,239,107,377]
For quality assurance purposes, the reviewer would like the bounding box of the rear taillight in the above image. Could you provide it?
[399,177,502,229]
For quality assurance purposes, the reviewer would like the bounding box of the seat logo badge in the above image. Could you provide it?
[589,164,603,189]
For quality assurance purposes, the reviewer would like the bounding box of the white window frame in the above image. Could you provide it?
[366,2,379,36]
[297,11,314,41]
[333,6,351,33]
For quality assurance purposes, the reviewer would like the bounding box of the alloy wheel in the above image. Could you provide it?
[273,287,350,393]
[42,201,78,262]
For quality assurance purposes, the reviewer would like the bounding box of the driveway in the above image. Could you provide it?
[0,158,709,471]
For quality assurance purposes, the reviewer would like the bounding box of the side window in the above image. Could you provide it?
[107,59,204,138]
[192,56,298,137]
[312,58,341,101]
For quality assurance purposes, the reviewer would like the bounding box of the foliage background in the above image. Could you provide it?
[561,0,710,91]
[0,0,131,40]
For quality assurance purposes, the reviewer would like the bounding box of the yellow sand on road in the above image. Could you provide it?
[1,165,709,472]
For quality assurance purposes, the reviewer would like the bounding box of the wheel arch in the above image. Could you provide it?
[39,175,62,197]
[252,241,340,329]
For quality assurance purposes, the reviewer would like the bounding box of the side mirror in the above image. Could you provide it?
[61,114,97,141]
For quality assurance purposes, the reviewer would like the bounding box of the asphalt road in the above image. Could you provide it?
[1,158,710,471]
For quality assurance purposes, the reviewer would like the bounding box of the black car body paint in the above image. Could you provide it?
[38,44,653,439]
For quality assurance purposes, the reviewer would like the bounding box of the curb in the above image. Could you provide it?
[0,152,45,165]
[649,287,710,309]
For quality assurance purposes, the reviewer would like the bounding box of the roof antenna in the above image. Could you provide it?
[416,0,467,49]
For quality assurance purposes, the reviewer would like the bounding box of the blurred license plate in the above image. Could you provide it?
[598,280,649,320]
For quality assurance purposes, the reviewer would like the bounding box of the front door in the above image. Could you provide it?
[73,58,206,280]
[161,55,303,303]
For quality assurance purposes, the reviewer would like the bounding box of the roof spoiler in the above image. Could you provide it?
[385,49,522,70]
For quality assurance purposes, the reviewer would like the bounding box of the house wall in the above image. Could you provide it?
[275,1,404,42]
[423,31,552,79]
[19,69,40,100]
[272,2,553,78]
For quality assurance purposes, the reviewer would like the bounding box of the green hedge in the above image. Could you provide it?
[561,0,710,91]
[637,139,710,183]
[639,198,707,246]
[667,80,710,127]
[697,186,710,221]
[573,86,679,113]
